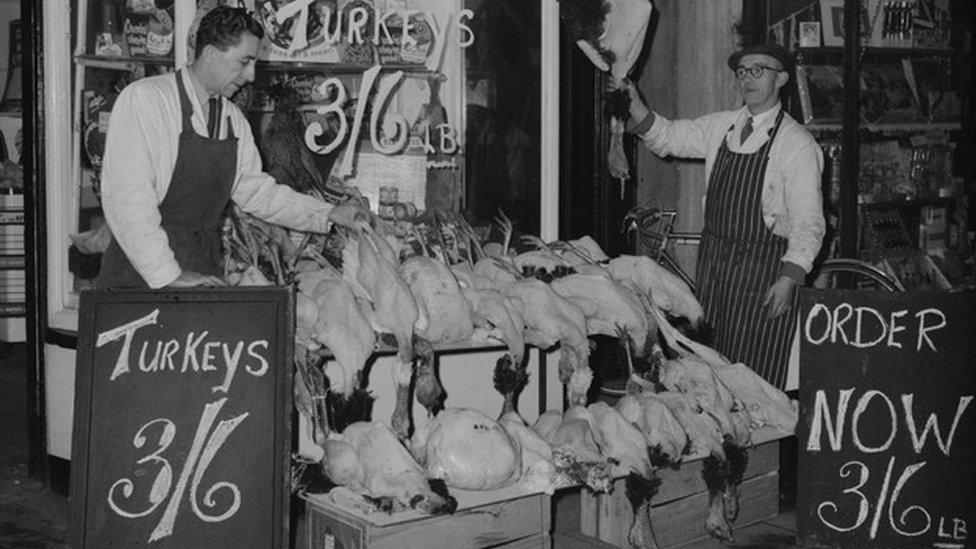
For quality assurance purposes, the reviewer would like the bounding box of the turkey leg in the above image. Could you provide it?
[494,353,528,417]
[391,358,414,440]
[702,455,733,542]
[413,337,445,416]
[625,472,662,549]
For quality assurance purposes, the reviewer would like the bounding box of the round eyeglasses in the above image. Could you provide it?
[733,65,784,80]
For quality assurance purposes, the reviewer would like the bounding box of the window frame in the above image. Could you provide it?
[44,0,559,332]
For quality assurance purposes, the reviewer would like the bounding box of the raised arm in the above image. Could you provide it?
[616,78,722,160]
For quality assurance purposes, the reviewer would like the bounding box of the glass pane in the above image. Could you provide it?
[463,0,541,234]
[71,0,177,291]
[86,0,176,61]
[69,1,545,290]
[73,64,174,291]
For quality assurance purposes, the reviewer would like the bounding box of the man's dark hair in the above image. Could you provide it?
[194,6,265,59]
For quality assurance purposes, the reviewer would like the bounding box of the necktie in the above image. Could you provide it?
[207,97,220,139]
[740,116,754,146]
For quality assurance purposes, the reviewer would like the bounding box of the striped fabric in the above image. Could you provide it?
[696,110,797,389]
[207,97,221,139]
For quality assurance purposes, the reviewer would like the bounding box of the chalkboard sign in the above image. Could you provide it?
[71,288,293,548]
[797,289,976,548]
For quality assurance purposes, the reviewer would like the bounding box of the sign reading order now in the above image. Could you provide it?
[797,289,975,549]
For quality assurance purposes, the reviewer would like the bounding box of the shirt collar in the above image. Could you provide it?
[744,102,781,131]
[181,70,204,116]
[182,68,221,113]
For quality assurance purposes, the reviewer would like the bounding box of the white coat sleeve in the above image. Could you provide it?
[780,139,826,273]
[229,111,334,233]
[637,111,727,160]
[100,85,182,289]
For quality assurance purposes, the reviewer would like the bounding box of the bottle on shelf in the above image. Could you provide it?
[95,0,123,57]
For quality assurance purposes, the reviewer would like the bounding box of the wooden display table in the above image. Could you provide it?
[579,427,788,548]
[301,484,551,549]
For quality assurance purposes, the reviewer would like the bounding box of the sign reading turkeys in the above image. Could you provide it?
[797,289,975,548]
[256,0,473,69]
[71,288,293,548]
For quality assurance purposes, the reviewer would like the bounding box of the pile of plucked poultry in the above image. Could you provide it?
[224,205,797,547]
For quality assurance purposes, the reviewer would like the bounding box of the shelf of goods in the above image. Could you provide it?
[75,53,174,70]
[796,46,953,59]
[0,193,25,341]
[255,60,436,74]
[807,122,962,135]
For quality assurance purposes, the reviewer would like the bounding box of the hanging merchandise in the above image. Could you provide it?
[120,1,174,58]
[146,5,174,56]
[95,1,124,57]
[256,0,344,63]
[560,0,654,81]
[557,0,654,191]
[416,76,458,213]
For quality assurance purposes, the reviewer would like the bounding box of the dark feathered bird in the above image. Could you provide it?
[558,0,615,66]
[606,88,632,120]
[722,435,749,521]
[493,353,529,416]
[261,80,338,197]
[413,337,445,416]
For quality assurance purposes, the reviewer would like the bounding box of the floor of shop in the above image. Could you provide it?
[0,343,70,549]
[1,344,798,548]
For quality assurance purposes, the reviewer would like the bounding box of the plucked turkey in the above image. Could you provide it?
[504,279,592,405]
[400,255,474,344]
[410,408,521,491]
[608,255,704,328]
[615,393,689,468]
[652,391,733,542]
[550,273,650,356]
[321,421,456,515]
[498,412,559,494]
[355,227,419,438]
[587,402,661,549]
[533,408,613,493]
[709,362,797,434]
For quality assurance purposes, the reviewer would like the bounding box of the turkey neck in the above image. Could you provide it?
[629,501,660,549]
[705,489,733,542]
[391,358,414,439]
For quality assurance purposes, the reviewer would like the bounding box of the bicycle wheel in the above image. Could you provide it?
[810,258,903,291]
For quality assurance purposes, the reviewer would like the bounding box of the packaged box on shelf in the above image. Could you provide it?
[0,210,23,224]
[300,484,551,549]
[0,192,22,209]
[920,205,948,254]
[880,251,952,290]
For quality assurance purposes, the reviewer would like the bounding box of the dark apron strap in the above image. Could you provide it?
[97,71,239,288]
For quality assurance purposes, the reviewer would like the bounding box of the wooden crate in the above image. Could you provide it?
[579,436,782,548]
[302,486,551,549]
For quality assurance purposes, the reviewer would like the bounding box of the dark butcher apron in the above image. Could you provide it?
[696,110,797,389]
[97,71,238,288]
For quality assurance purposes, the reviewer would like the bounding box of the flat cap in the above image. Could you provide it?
[727,43,795,74]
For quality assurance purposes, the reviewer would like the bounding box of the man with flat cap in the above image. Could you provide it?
[616,43,825,389]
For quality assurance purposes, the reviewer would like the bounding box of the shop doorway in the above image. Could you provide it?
[558,28,644,256]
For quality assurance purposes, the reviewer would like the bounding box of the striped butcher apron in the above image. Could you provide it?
[696,110,796,389]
